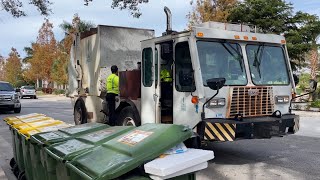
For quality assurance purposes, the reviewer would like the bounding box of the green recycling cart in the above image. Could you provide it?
[29,123,109,180]
[9,117,64,178]
[44,126,134,180]
[65,123,193,180]
[20,123,71,180]
[5,114,50,171]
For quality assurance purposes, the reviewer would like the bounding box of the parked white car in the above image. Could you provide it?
[20,86,37,99]
[0,81,21,113]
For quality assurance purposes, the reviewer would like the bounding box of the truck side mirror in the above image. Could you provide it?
[293,74,299,85]
[206,78,226,90]
[15,88,20,93]
[310,79,318,92]
[77,60,80,65]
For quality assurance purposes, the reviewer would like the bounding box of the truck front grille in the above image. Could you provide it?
[228,87,274,118]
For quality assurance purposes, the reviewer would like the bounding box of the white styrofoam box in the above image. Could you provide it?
[144,148,214,177]
[149,162,208,180]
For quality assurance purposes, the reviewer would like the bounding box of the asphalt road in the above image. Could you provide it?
[0,97,319,180]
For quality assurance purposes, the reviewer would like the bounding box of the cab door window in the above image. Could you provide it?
[142,48,153,87]
[175,42,195,92]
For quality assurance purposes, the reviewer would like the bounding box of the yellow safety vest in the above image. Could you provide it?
[160,69,172,82]
[106,74,119,94]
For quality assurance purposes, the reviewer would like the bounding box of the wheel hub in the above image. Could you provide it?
[124,117,136,126]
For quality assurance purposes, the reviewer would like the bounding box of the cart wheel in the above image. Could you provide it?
[9,158,16,168]
[18,171,26,180]
[12,164,20,177]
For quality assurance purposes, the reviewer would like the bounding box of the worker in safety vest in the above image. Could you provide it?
[160,69,172,82]
[106,65,119,126]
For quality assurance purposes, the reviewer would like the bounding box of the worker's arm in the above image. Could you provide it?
[115,76,120,90]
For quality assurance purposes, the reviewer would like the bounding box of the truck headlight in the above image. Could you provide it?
[275,96,289,104]
[207,98,225,108]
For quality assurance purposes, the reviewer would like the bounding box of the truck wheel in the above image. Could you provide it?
[14,107,21,113]
[12,164,19,177]
[18,171,26,180]
[9,158,16,168]
[117,106,140,126]
[74,100,87,125]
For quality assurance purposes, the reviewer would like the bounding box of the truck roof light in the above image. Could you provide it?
[234,35,240,39]
[243,36,249,40]
[281,40,286,44]
[197,32,204,37]
[252,37,257,40]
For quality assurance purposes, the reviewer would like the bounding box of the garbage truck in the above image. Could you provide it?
[68,7,317,144]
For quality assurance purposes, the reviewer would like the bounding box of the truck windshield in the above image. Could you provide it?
[246,45,289,85]
[197,41,247,86]
[0,82,14,91]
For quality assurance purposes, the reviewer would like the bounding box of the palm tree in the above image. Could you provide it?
[59,14,95,54]
[59,14,95,35]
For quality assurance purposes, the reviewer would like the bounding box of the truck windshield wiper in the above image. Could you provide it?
[220,42,244,72]
[253,44,265,78]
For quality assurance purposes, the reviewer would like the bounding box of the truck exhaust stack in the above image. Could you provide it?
[164,6,173,35]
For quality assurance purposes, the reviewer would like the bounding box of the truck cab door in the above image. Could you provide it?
[154,45,161,124]
[141,45,157,124]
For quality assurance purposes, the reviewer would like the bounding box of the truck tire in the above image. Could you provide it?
[9,158,16,168]
[74,100,87,125]
[12,164,19,177]
[18,171,26,180]
[14,107,21,113]
[117,106,141,126]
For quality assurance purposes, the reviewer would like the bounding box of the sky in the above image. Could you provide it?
[0,0,320,58]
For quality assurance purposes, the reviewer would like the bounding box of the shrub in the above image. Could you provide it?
[310,100,320,108]
[41,88,53,94]
[53,89,66,95]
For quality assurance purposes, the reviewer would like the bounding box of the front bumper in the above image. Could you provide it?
[197,114,299,142]
[0,100,21,109]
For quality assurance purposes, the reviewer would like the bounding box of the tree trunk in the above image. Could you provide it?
[309,48,318,101]
[310,48,318,80]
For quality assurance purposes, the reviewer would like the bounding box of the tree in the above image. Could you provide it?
[25,19,58,87]
[188,0,238,27]
[23,45,34,63]
[227,0,320,71]
[59,14,95,54]
[1,0,147,18]
[228,0,295,34]
[51,49,68,87]
[0,55,6,81]
[295,13,320,80]
[1,0,52,17]
[4,48,23,87]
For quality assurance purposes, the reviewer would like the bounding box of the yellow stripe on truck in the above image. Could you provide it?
[207,123,225,141]
[215,123,233,141]
[204,122,236,142]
